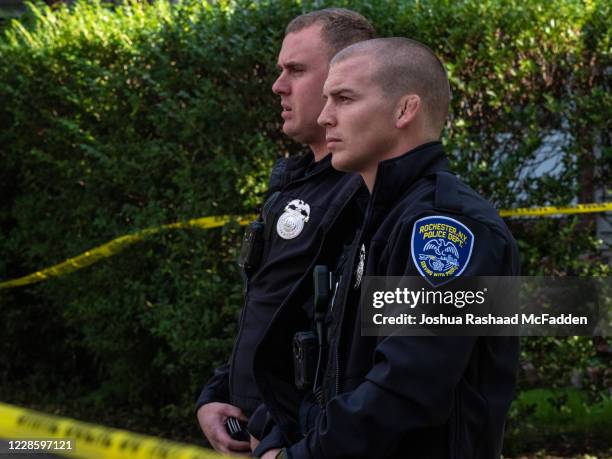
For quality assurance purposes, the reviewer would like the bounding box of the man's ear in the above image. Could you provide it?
[395,94,420,129]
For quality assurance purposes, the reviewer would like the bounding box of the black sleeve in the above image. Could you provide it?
[252,422,289,456]
[247,403,271,440]
[195,363,230,412]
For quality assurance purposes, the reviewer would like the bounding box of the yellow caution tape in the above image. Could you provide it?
[0,402,235,459]
[0,215,255,290]
[499,202,612,218]
[0,203,610,290]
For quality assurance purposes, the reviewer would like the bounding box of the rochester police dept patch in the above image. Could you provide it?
[411,216,474,286]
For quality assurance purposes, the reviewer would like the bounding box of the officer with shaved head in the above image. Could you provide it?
[258,37,519,459]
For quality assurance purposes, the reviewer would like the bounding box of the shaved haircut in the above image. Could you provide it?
[332,37,451,136]
[286,8,376,58]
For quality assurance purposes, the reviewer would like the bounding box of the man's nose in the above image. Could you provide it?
[272,72,289,95]
[317,101,335,127]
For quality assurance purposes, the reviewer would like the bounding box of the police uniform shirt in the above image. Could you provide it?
[197,152,364,417]
[280,142,520,459]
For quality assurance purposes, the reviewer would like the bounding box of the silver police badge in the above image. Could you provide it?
[276,199,311,240]
[354,243,366,289]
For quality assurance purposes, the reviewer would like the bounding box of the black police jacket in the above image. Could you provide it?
[196,152,365,420]
[256,142,520,458]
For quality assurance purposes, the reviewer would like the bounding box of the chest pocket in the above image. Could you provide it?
[274,198,313,240]
[267,197,325,244]
[248,198,326,302]
[262,197,326,272]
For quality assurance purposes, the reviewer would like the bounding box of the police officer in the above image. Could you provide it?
[258,38,520,458]
[195,10,376,455]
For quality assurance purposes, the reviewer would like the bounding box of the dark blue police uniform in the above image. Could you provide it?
[254,142,520,458]
[196,152,365,434]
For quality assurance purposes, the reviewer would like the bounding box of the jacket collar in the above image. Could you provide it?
[285,151,333,183]
[367,141,451,225]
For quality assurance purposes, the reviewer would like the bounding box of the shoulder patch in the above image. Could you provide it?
[411,215,474,286]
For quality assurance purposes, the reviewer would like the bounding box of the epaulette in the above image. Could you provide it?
[267,157,289,194]
[434,171,463,214]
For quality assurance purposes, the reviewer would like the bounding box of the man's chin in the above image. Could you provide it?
[331,153,354,172]
[282,123,293,136]
[283,124,307,144]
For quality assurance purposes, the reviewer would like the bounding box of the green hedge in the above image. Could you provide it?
[504,388,612,455]
[0,0,609,449]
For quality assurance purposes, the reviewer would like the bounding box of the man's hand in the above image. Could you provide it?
[197,402,250,455]
[260,448,281,459]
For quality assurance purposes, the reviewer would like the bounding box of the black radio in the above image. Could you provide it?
[292,266,333,392]
[238,220,264,272]
[292,331,319,390]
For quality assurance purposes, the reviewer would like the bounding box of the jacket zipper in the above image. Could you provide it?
[330,275,341,313]
[335,350,340,396]
[332,231,367,400]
